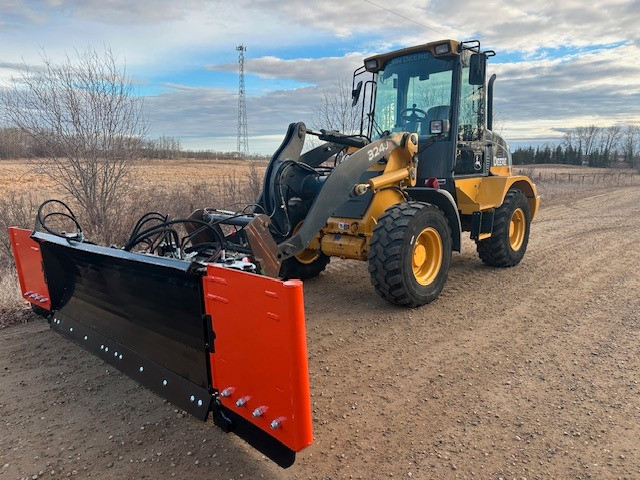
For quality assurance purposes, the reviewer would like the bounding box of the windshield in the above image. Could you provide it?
[372,52,455,139]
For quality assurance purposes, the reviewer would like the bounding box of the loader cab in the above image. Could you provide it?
[357,40,504,196]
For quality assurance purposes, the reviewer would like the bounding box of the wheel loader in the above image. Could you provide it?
[9,39,539,467]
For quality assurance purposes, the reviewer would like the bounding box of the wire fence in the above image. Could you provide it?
[516,169,640,187]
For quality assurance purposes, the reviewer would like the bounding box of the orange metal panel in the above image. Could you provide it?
[203,265,313,452]
[8,227,51,311]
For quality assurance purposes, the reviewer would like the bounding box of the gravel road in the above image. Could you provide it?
[1,187,639,480]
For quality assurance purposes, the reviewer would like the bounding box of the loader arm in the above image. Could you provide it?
[277,132,416,259]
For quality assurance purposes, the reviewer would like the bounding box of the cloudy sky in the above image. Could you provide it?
[1,0,639,153]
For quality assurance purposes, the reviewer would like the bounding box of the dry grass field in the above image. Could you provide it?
[1,157,635,198]
[0,158,638,326]
[0,164,639,479]
[0,157,269,324]
[0,157,267,197]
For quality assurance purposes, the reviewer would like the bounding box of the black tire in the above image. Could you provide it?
[279,251,330,280]
[476,188,530,267]
[368,202,452,307]
[277,201,330,280]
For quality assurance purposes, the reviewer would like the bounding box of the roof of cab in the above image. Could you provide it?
[363,39,460,73]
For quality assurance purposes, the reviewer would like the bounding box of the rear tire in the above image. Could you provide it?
[368,202,451,307]
[476,188,530,267]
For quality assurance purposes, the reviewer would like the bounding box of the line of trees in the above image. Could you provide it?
[0,127,179,160]
[0,128,270,161]
[513,125,640,168]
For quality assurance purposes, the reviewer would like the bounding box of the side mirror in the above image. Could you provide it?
[429,119,451,135]
[469,53,487,86]
[351,81,363,106]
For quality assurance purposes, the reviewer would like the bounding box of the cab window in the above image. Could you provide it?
[458,51,485,142]
[373,52,455,140]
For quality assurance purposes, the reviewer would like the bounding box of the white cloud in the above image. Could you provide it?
[489,42,640,143]
[144,84,325,152]
[207,53,365,85]
[2,0,640,153]
[234,0,640,52]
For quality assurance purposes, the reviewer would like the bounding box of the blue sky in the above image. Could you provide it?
[1,0,639,153]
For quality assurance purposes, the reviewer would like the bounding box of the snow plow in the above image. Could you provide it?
[9,39,539,467]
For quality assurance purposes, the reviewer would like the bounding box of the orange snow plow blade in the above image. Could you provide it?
[204,265,313,454]
[9,227,312,468]
[8,227,52,311]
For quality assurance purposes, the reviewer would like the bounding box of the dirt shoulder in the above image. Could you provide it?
[1,187,639,479]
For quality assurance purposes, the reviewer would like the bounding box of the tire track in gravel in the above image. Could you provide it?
[294,187,640,479]
[1,187,639,480]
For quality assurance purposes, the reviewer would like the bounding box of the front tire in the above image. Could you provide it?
[279,250,330,280]
[277,208,330,280]
[368,202,452,307]
[476,188,531,267]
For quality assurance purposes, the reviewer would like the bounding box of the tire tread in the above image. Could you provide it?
[368,202,450,307]
[476,188,530,267]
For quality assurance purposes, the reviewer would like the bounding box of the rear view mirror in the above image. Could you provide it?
[352,81,363,106]
[469,53,486,86]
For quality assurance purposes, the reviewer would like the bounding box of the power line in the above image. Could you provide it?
[360,0,549,80]
[361,0,457,39]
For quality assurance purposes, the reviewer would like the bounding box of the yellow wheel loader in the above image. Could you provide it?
[9,39,539,467]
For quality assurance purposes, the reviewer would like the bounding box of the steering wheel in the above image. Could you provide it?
[398,104,428,123]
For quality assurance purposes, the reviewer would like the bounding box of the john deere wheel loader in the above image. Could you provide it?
[9,39,539,467]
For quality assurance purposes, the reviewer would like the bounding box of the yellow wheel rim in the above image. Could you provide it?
[509,208,526,251]
[293,221,320,264]
[412,227,443,286]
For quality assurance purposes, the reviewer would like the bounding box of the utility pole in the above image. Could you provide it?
[236,45,249,156]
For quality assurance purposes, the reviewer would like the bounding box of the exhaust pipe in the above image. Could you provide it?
[487,74,497,131]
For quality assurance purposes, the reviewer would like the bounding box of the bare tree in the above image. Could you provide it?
[311,77,361,134]
[622,125,640,168]
[562,130,575,150]
[574,125,600,158]
[0,127,31,158]
[599,125,622,154]
[145,135,182,159]
[491,106,506,135]
[0,47,147,241]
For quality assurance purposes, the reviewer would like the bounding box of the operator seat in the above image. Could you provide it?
[425,105,450,124]
[416,105,450,137]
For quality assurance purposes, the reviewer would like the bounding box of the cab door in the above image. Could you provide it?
[454,51,487,177]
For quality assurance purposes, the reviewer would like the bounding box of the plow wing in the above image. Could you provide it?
[8,227,313,467]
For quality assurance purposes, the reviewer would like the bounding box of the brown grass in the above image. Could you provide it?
[1,159,638,325]
[0,267,30,328]
[0,157,265,325]
[513,165,640,198]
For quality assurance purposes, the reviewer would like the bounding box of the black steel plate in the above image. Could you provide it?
[51,312,212,419]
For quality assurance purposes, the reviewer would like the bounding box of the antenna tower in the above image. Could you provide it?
[236,45,249,155]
